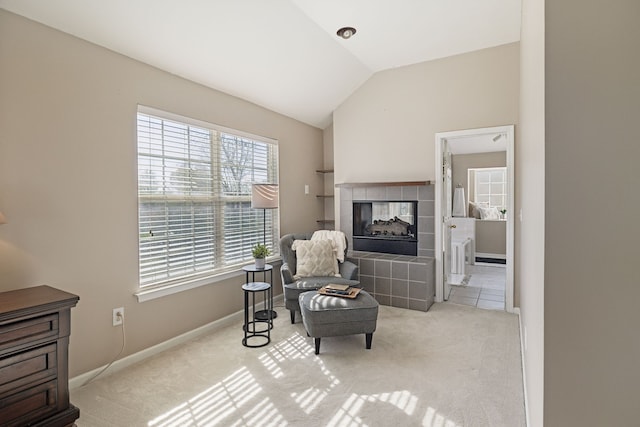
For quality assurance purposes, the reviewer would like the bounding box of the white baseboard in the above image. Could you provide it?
[70,308,245,390]
[476,252,507,260]
[513,307,530,427]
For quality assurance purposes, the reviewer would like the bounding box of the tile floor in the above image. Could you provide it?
[447,263,506,310]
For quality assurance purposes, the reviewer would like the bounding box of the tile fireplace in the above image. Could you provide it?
[337,182,436,311]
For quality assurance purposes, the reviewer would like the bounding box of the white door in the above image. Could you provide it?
[442,141,453,300]
[434,125,515,312]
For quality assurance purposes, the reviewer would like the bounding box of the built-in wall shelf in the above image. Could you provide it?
[316,219,335,224]
[316,170,334,230]
[336,180,431,188]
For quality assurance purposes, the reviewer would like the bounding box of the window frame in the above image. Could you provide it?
[469,166,507,212]
[135,106,279,301]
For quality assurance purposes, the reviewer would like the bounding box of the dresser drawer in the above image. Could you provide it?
[0,314,59,354]
[0,379,58,427]
[0,343,57,396]
[0,286,79,426]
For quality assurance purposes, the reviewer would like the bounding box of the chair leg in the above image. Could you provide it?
[365,333,373,349]
[289,309,296,324]
[314,337,321,355]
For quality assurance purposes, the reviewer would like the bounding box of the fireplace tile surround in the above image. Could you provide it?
[347,251,435,311]
[339,183,435,311]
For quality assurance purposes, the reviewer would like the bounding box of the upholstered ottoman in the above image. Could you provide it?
[299,290,379,354]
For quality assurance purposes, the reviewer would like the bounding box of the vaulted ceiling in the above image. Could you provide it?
[0,0,522,129]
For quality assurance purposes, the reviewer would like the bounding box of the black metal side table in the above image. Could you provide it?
[242,281,272,348]
[242,264,277,321]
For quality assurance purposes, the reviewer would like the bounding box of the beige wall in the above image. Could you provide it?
[475,221,506,255]
[518,0,545,424]
[451,151,506,202]
[332,41,518,276]
[333,42,519,300]
[323,123,334,170]
[545,1,640,425]
[333,42,519,186]
[0,11,323,377]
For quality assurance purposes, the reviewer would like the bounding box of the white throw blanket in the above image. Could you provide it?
[311,230,347,263]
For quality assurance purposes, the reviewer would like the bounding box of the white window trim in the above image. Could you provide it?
[135,256,282,302]
[135,105,280,301]
[469,166,507,211]
[138,105,278,146]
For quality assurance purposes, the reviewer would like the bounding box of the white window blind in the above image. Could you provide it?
[137,108,279,288]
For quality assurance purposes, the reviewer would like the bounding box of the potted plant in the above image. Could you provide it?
[252,243,270,269]
[500,209,507,220]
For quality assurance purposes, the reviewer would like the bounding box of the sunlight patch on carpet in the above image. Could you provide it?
[147,366,287,427]
[292,387,329,415]
[258,353,284,379]
[422,406,461,427]
[269,331,315,361]
[229,397,287,427]
[326,390,418,426]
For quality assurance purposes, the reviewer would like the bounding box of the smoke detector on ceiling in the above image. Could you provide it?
[336,27,357,39]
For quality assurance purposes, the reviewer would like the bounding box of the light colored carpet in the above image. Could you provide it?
[71,303,525,427]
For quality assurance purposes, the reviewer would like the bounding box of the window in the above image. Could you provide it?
[137,107,279,289]
[470,167,507,210]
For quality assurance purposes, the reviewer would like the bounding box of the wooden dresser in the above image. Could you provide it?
[0,286,80,427]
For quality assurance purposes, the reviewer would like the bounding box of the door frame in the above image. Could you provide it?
[434,125,515,313]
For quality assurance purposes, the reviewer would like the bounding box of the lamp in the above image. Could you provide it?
[452,185,466,217]
[251,183,279,247]
[0,212,6,225]
[251,183,279,320]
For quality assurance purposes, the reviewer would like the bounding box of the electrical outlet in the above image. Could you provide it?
[304,184,309,194]
[113,307,124,326]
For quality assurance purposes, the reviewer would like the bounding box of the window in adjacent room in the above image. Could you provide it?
[136,106,279,290]
[468,167,507,219]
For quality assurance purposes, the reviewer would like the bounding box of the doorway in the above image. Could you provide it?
[434,125,515,313]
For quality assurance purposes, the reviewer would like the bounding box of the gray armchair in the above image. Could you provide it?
[279,232,359,323]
